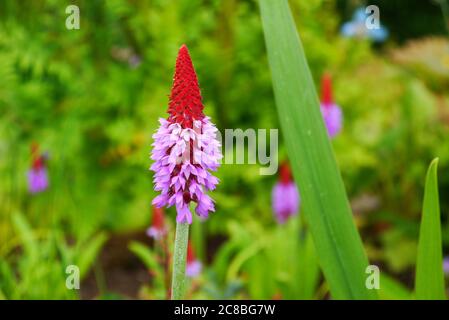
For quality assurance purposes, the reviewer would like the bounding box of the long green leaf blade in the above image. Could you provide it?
[259,0,376,299]
[379,274,412,300]
[415,158,445,299]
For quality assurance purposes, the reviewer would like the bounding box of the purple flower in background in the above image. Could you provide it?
[28,168,49,194]
[320,73,342,138]
[150,45,222,224]
[186,241,202,278]
[443,257,449,275]
[146,207,167,240]
[272,162,300,224]
[27,143,49,194]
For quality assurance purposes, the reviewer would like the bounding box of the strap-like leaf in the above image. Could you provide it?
[259,0,376,299]
[415,158,446,300]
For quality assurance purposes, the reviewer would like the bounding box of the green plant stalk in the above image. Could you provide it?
[171,222,189,300]
[415,158,445,300]
[259,0,376,299]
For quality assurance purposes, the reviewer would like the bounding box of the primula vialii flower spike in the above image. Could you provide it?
[186,241,202,278]
[151,45,222,224]
[27,142,49,194]
[319,73,343,138]
[272,162,300,224]
[146,207,167,240]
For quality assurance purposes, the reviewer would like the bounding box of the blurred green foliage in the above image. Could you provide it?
[0,0,448,299]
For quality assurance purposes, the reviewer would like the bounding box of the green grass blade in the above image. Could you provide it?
[259,0,376,299]
[379,274,412,300]
[76,232,108,279]
[415,158,445,300]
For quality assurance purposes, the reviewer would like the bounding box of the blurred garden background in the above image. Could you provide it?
[1,0,449,299]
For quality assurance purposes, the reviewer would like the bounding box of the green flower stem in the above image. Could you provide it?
[171,222,189,300]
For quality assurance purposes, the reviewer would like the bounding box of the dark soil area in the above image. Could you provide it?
[80,230,227,299]
[80,231,151,299]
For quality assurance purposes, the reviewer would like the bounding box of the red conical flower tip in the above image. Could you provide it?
[279,162,293,185]
[152,207,165,229]
[185,241,202,277]
[147,206,167,240]
[321,72,333,106]
[187,241,196,264]
[167,45,204,128]
[30,143,43,170]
